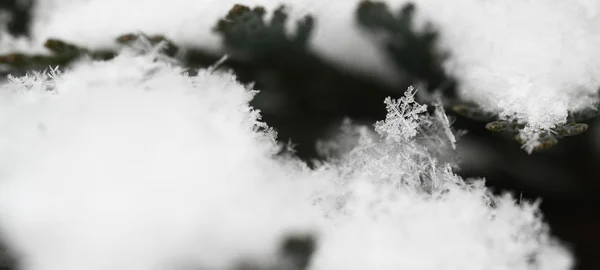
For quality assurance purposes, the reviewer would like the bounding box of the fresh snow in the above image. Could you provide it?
[0,0,586,268]
[0,49,572,270]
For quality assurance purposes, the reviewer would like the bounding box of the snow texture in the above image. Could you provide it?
[27,0,600,149]
[405,0,600,148]
[0,35,46,57]
[0,48,572,269]
[0,51,320,270]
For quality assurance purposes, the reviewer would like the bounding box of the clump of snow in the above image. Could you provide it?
[0,51,319,270]
[311,87,571,270]
[407,0,600,133]
[0,48,572,269]
[313,183,571,270]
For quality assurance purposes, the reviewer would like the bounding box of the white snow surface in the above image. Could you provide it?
[0,53,320,270]
[411,0,600,130]
[0,50,573,270]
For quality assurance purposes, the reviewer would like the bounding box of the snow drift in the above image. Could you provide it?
[0,47,573,269]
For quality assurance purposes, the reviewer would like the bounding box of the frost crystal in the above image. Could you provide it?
[375,86,428,141]
[312,86,572,270]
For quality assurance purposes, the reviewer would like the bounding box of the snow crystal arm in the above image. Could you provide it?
[433,100,456,149]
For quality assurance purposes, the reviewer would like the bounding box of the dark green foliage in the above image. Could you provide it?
[0,37,117,77]
[452,102,590,151]
[554,122,588,137]
[0,238,17,270]
[44,39,85,55]
[0,53,30,69]
[235,234,316,270]
[451,103,496,122]
[0,33,184,77]
[0,52,78,73]
[485,120,511,132]
[514,131,559,152]
[279,234,316,270]
[485,120,524,133]
[214,4,314,61]
[212,4,401,162]
[293,16,314,48]
[0,0,33,36]
[357,1,455,95]
[568,101,600,122]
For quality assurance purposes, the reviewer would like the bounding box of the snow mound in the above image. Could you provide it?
[0,49,572,269]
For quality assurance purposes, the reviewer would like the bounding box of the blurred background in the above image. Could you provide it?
[1,1,599,269]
